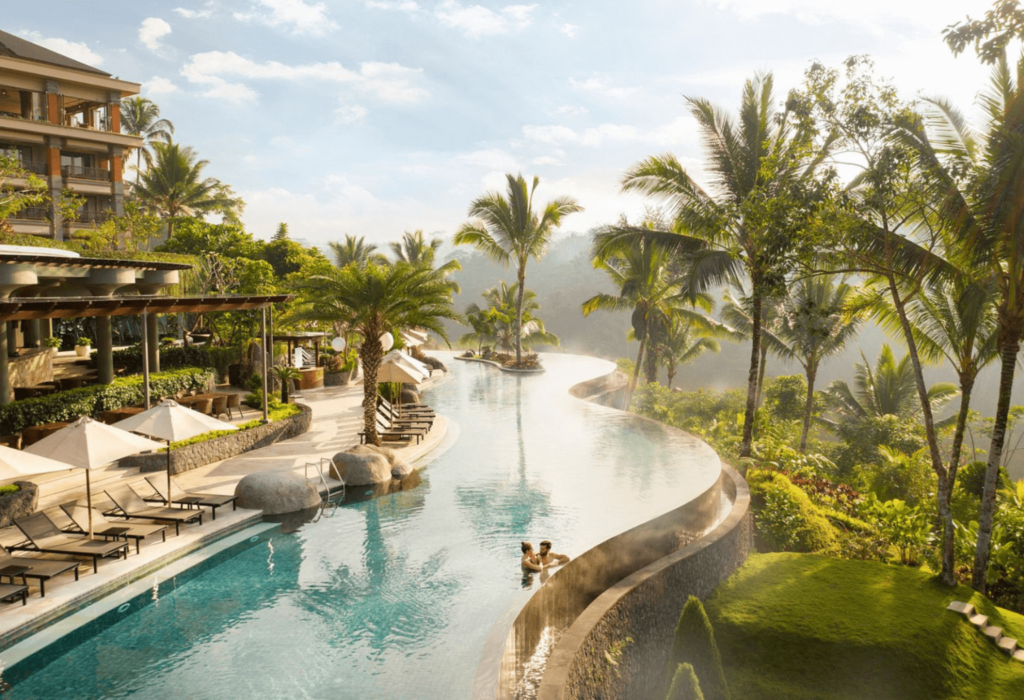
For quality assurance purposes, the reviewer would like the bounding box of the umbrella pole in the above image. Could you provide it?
[166,439,173,507]
[142,312,151,409]
[85,469,93,538]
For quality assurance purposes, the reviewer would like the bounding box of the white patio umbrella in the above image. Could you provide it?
[25,416,164,537]
[382,350,431,380]
[113,399,237,507]
[378,355,429,416]
[0,445,78,480]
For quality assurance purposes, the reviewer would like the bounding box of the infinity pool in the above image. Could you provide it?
[7,353,720,699]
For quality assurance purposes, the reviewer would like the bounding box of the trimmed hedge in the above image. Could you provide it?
[112,345,214,374]
[0,368,213,435]
[666,596,729,700]
[164,403,301,450]
[667,664,705,700]
[748,470,837,554]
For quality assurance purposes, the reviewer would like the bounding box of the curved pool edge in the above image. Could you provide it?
[537,462,751,699]
[454,355,546,374]
[473,359,735,700]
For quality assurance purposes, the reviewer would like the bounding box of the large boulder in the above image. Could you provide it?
[400,389,420,404]
[391,460,414,480]
[347,443,397,465]
[331,449,392,485]
[234,471,321,515]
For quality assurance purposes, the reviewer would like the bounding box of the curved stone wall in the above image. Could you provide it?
[120,404,312,474]
[538,463,750,699]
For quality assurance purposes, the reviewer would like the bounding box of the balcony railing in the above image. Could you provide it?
[61,165,110,182]
[19,160,47,176]
[66,210,112,226]
[9,207,48,221]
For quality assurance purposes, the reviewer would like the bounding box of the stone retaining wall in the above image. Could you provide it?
[120,404,312,475]
[538,464,751,700]
[8,349,53,402]
[0,481,38,528]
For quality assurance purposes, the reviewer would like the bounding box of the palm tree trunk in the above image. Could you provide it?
[800,364,816,453]
[740,285,762,458]
[359,326,384,446]
[973,329,1022,592]
[887,277,954,585]
[755,345,767,407]
[948,371,975,486]
[667,360,676,390]
[515,266,526,366]
[626,334,646,410]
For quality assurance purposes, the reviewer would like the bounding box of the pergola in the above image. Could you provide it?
[0,293,290,421]
[272,332,326,368]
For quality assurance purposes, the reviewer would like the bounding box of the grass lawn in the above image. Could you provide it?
[706,553,1024,699]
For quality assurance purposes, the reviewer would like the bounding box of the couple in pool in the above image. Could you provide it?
[520,540,570,572]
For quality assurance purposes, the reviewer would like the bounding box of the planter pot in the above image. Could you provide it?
[75,345,90,357]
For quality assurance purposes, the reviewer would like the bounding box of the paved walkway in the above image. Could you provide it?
[0,372,449,644]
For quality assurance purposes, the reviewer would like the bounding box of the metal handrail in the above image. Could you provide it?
[10,206,48,221]
[61,164,111,182]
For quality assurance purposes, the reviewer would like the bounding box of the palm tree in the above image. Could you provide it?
[582,230,710,407]
[134,142,242,238]
[288,262,460,445]
[775,277,863,451]
[391,230,442,267]
[273,365,301,404]
[329,234,388,269]
[454,173,582,366]
[619,73,821,457]
[120,96,174,184]
[458,306,498,353]
[477,282,559,354]
[655,314,721,389]
[272,222,289,241]
[823,345,958,423]
[720,287,789,407]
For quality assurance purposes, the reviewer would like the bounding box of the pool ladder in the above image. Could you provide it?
[305,457,343,500]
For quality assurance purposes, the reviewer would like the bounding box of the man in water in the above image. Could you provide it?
[537,540,570,566]
[521,542,543,572]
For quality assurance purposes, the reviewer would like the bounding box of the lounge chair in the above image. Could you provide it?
[143,477,238,521]
[12,513,128,574]
[104,485,204,536]
[0,543,79,597]
[376,403,433,428]
[60,502,168,555]
[377,395,434,419]
[0,583,28,606]
[360,416,424,445]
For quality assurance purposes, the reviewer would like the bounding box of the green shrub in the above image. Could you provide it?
[244,389,281,409]
[43,337,62,350]
[864,495,933,566]
[748,470,837,553]
[0,368,212,435]
[667,663,705,700]
[0,484,20,496]
[164,403,301,450]
[853,446,936,508]
[828,414,924,478]
[111,344,214,374]
[957,460,1011,499]
[76,337,91,347]
[665,596,729,700]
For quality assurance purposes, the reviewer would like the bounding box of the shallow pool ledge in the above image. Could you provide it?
[538,462,751,699]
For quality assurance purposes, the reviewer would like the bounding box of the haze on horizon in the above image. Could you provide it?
[4,0,995,245]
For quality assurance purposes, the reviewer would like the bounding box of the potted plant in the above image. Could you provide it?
[43,336,62,355]
[75,337,91,357]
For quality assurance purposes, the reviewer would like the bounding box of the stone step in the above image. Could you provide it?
[997,637,1018,655]
[983,626,1004,642]
[970,614,989,628]
[1014,649,1024,663]
[947,601,975,617]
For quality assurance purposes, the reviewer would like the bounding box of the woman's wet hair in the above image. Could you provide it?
[521,542,532,553]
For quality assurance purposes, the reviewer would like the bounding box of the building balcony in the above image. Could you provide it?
[61,165,110,182]
[20,160,47,176]
[9,206,48,222]
[65,210,112,228]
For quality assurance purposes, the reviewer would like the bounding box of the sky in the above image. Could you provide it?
[6,0,997,247]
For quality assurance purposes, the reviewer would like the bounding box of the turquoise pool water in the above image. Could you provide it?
[6,353,720,699]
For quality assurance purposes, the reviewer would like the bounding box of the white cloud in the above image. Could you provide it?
[560,23,579,38]
[173,6,212,19]
[570,76,639,100]
[455,149,520,171]
[139,18,172,52]
[235,0,338,36]
[532,155,561,165]
[144,76,179,94]
[366,0,420,11]
[19,32,103,66]
[335,104,368,124]
[181,51,429,103]
[554,105,587,116]
[436,1,536,38]
[523,117,693,148]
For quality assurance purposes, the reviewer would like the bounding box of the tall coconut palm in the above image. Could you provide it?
[775,277,863,451]
[329,234,388,269]
[391,230,442,267]
[654,314,721,390]
[454,173,582,366]
[823,345,958,423]
[582,229,711,407]
[288,261,460,445]
[134,142,242,238]
[619,73,822,457]
[120,96,174,185]
[477,281,559,353]
[720,287,790,407]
